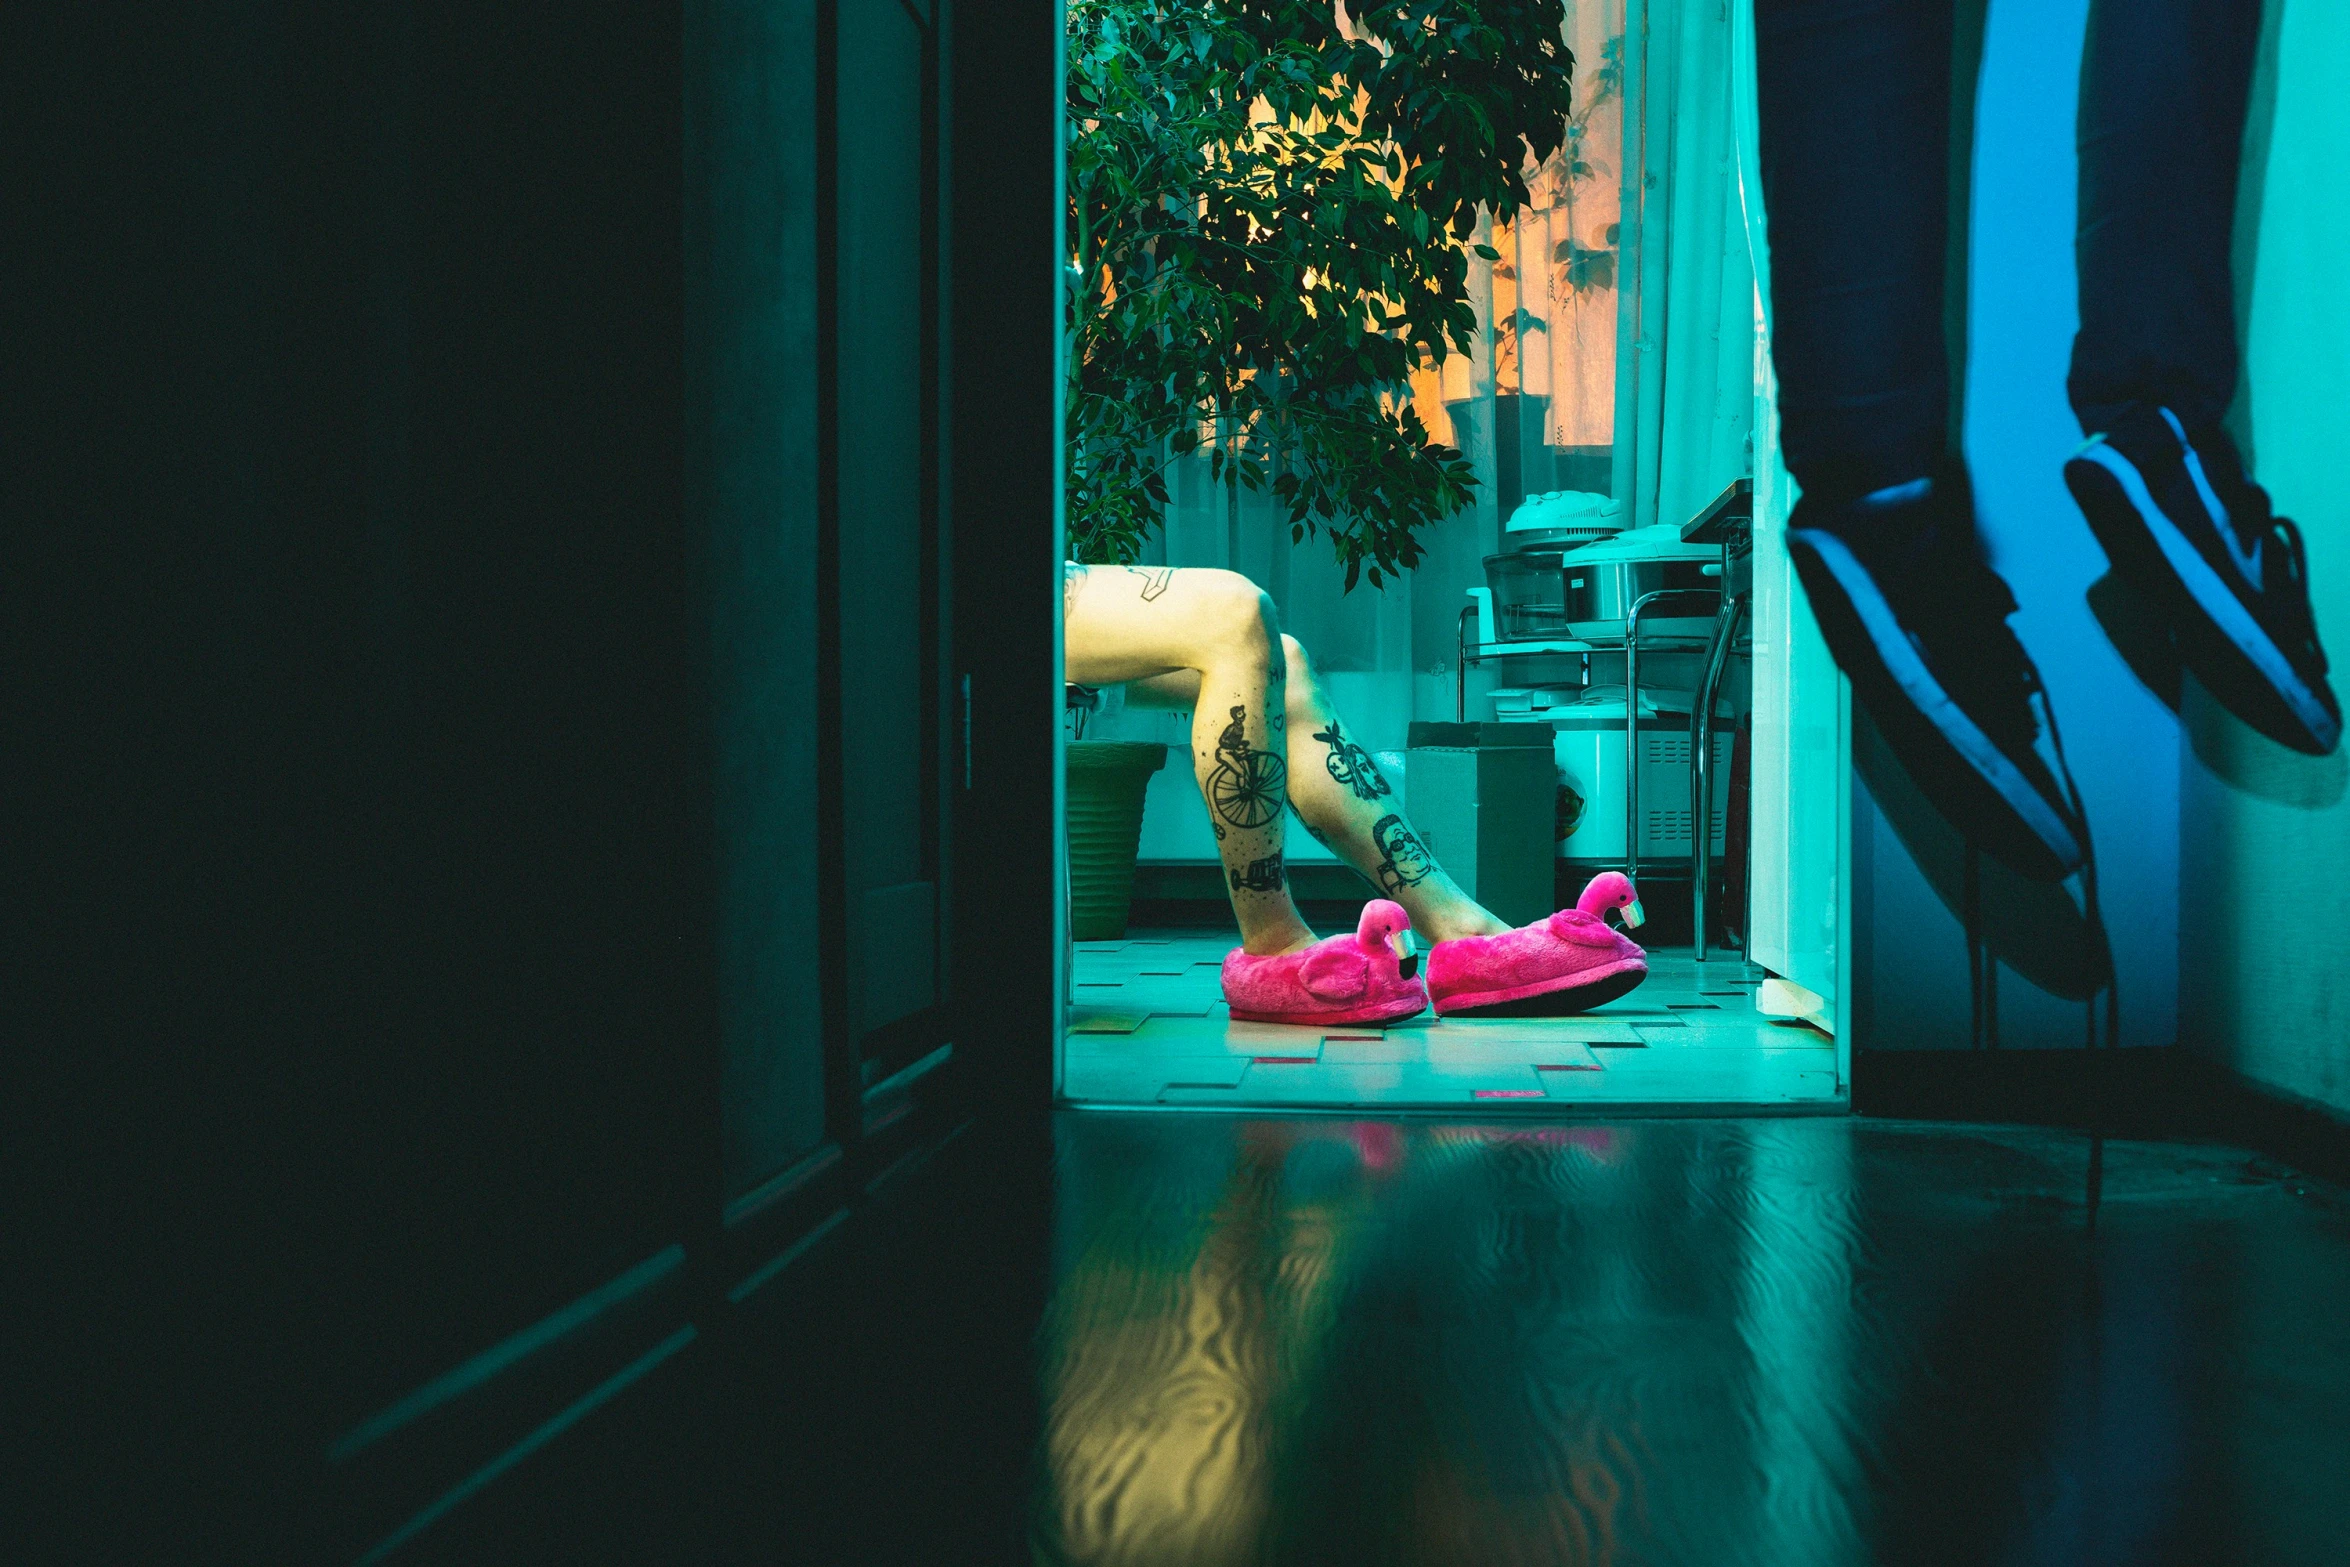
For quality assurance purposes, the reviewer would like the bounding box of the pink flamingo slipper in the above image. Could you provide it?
[1222,900,1430,1026]
[1427,873,1649,1017]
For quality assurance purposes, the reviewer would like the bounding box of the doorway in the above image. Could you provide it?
[1051,0,1852,1114]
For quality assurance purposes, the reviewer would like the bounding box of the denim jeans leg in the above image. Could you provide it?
[1754,0,1958,503]
[2069,0,2264,435]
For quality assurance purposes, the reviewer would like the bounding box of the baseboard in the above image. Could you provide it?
[1126,862,1735,950]
[1853,1045,2196,1131]
[324,1246,698,1563]
[724,1142,851,1301]
[325,1066,981,1561]
[1853,1044,2350,1186]
[2208,1068,2350,1189]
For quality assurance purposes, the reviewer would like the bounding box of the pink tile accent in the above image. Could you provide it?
[1473,1088,1547,1099]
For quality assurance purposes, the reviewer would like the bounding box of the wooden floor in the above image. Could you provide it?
[1021,1115,2350,1567]
[1065,931,1842,1110]
[468,1110,2350,1567]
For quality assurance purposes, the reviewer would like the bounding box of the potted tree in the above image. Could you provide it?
[1061,0,1577,937]
[1063,690,1168,940]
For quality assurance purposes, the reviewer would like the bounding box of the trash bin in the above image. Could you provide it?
[1404,721,1557,928]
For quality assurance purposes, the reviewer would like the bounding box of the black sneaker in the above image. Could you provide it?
[1787,468,2086,881]
[2066,405,2341,755]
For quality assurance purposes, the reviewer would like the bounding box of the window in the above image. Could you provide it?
[1419,0,1629,519]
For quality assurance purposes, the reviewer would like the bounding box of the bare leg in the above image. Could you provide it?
[1065,565,1315,955]
[1122,627,1515,944]
[1275,636,1510,942]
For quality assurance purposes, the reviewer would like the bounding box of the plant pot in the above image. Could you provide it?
[1066,740,1169,940]
[1444,392,1552,518]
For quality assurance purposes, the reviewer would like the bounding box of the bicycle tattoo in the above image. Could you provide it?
[1206,706,1287,831]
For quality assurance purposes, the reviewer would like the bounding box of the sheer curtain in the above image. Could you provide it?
[1416,0,1630,512]
[1631,0,1755,534]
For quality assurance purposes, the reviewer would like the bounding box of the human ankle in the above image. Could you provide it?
[1417,907,1512,943]
[1237,920,1317,957]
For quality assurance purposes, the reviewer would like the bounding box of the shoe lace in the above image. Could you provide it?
[2265,515,2329,675]
[2035,679,2119,1050]
[2192,427,2330,675]
[1904,549,2043,755]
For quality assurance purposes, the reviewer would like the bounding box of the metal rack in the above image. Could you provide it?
[1456,479,1754,953]
[1621,588,1726,888]
[1679,482,1754,960]
[1453,603,1716,869]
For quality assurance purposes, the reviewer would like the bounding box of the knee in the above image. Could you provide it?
[1197,571,1281,670]
[1281,635,1335,722]
[1280,633,1317,694]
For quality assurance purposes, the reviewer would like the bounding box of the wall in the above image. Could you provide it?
[24,0,1062,1554]
[26,6,712,1552]
[2179,0,2350,1115]
[1857,0,2183,1051]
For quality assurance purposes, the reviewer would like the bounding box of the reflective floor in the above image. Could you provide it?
[458,1111,2350,1566]
[1030,1114,2350,1566]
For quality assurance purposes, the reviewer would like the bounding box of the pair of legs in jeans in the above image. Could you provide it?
[1759,0,2338,881]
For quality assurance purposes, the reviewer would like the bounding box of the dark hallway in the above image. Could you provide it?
[24,2,2350,1562]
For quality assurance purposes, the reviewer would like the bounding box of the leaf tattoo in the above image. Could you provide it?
[1314,719,1391,802]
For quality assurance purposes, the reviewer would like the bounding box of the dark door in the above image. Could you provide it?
[832,0,950,1090]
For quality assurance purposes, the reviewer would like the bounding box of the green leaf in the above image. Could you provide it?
[1063,0,1574,578]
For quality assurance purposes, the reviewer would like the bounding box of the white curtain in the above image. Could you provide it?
[1630,0,1754,534]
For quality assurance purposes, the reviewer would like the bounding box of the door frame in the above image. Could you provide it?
[1003,0,1857,1113]
[946,0,1067,1122]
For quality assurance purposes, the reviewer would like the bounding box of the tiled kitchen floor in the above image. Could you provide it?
[1065,931,1842,1110]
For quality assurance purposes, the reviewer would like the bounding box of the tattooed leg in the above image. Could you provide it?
[1229,851,1286,893]
[1062,564,1316,953]
[1194,697,1307,951]
[1173,595,1304,952]
[1276,634,1511,942]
